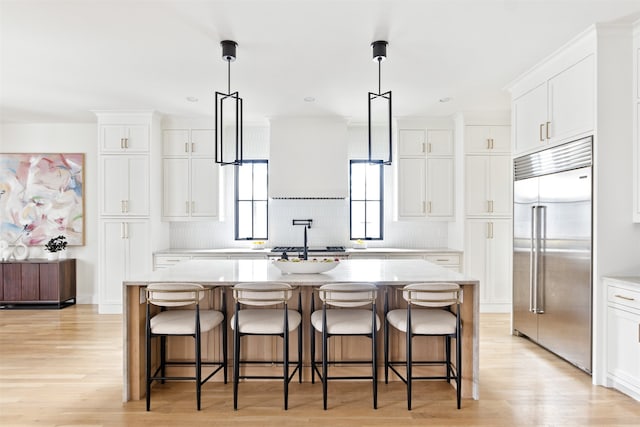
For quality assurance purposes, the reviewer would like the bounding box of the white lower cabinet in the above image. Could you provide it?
[99,220,150,313]
[465,219,511,312]
[605,278,640,401]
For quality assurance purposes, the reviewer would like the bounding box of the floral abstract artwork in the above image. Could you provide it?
[0,153,84,246]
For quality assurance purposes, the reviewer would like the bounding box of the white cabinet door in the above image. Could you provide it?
[489,156,512,216]
[548,55,595,144]
[607,306,640,391]
[102,156,149,216]
[465,219,512,311]
[513,82,548,154]
[101,156,129,216]
[100,125,149,152]
[162,158,189,218]
[465,155,511,217]
[426,157,454,217]
[100,221,127,309]
[465,125,511,153]
[191,158,219,217]
[398,129,426,157]
[190,129,215,157]
[99,220,150,313]
[426,129,454,156]
[398,158,426,217]
[163,129,190,156]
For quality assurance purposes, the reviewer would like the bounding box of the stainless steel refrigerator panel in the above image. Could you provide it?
[513,177,539,339]
[536,167,592,371]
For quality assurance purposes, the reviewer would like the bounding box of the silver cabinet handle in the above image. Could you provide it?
[421,142,426,153]
[121,200,125,213]
[120,222,125,239]
[122,137,129,149]
[546,122,551,140]
[539,124,545,142]
[191,142,195,153]
[487,139,491,150]
[490,138,494,149]
[427,201,432,213]
[427,142,432,153]
[185,142,189,153]
[614,294,635,301]
[120,138,124,149]
[191,201,195,213]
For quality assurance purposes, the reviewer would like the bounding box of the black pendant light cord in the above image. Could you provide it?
[228,60,231,94]
[378,57,382,95]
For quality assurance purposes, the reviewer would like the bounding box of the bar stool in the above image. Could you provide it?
[231,282,302,410]
[145,283,227,411]
[384,282,462,409]
[310,282,380,409]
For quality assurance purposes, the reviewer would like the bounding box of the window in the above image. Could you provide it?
[350,160,383,240]
[235,160,268,240]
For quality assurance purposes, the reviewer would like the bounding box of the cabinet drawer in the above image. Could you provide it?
[608,285,640,311]
[424,254,461,266]
[154,255,191,266]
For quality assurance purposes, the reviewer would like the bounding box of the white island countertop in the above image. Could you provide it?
[126,258,477,286]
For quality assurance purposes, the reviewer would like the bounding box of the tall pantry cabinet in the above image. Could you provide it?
[463,125,512,313]
[96,111,168,314]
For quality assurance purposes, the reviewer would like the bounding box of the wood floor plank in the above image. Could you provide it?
[1,306,638,426]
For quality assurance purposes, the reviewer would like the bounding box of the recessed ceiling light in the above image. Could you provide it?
[304,96,315,102]
[186,96,199,102]
[439,97,452,103]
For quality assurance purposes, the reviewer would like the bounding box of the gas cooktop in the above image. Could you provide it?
[271,246,346,253]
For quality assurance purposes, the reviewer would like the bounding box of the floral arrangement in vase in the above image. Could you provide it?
[44,235,67,260]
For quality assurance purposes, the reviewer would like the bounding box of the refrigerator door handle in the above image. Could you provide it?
[537,205,546,314]
[530,206,537,313]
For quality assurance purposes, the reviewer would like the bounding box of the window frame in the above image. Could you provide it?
[234,159,269,241]
[349,159,384,240]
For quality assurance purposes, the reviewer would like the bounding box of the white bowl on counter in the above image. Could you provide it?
[272,257,340,274]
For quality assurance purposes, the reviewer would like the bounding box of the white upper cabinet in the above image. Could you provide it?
[101,155,149,217]
[465,155,511,217]
[465,125,511,153]
[397,128,454,220]
[100,124,149,152]
[398,129,425,156]
[512,54,595,155]
[163,129,215,157]
[162,128,220,220]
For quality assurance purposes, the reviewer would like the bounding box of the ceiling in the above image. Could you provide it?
[1,0,640,124]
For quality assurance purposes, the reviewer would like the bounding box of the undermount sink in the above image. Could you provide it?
[272,257,339,274]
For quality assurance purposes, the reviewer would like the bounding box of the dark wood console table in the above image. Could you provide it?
[0,259,76,308]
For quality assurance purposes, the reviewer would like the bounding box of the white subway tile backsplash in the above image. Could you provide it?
[170,199,447,249]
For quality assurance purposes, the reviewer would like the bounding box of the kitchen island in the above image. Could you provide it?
[123,259,479,402]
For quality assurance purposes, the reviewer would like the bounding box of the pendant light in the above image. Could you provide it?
[368,40,392,165]
[215,40,243,165]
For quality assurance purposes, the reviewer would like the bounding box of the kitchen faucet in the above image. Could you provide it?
[292,219,312,260]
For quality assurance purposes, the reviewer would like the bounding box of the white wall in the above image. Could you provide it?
[0,123,98,303]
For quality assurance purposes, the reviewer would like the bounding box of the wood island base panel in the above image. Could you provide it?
[123,259,479,402]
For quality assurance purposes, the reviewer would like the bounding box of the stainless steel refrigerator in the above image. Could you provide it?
[513,136,592,373]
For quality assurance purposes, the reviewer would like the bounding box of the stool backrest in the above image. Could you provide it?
[402,283,461,307]
[318,283,377,307]
[146,283,206,307]
[233,282,294,306]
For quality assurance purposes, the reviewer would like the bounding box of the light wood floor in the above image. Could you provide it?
[1,306,638,426]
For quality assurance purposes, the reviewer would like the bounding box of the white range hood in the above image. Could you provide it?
[269,117,348,199]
